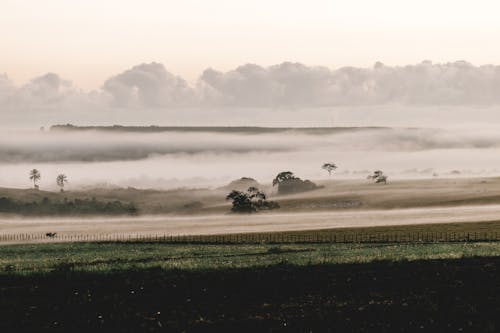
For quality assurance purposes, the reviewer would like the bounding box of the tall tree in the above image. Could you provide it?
[29,169,41,189]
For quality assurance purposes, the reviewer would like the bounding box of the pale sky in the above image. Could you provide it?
[2,0,500,90]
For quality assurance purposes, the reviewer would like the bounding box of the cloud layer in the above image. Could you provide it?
[3,60,500,114]
[200,61,500,106]
[4,127,500,163]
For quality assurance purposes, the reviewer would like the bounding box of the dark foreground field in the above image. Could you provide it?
[1,242,500,332]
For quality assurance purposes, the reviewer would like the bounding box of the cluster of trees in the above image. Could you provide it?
[226,187,279,213]
[0,196,137,216]
[272,171,322,195]
[226,162,389,213]
[29,169,68,192]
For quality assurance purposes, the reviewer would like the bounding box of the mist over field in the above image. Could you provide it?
[3,60,500,189]
[1,126,500,189]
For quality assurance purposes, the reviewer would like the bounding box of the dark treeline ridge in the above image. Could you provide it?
[0,196,137,216]
[50,124,390,134]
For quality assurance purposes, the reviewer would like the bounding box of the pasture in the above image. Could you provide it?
[1,240,500,332]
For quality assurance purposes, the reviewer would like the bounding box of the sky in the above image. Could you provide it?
[3,1,500,187]
[2,0,500,90]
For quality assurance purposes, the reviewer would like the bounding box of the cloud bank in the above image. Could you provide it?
[3,127,500,163]
[200,61,500,106]
[3,60,500,115]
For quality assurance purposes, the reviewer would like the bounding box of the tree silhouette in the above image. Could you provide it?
[226,187,279,213]
[56,174,68,192]
[368,170,388,184]
[322,162,338,176]
[272,171,296,186]
[29,169,41,189]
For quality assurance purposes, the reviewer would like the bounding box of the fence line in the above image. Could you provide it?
[0,231,499,245]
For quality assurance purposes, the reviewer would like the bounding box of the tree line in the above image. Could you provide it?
[0,196,137,216]
[227,162,388,213]
[29,169,68,191]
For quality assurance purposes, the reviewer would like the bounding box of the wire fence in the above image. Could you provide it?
[1,231,500,244]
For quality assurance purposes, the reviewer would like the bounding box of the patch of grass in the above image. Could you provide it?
[213,220,500,243]
[1,241,500,275]
[1,253,500,332]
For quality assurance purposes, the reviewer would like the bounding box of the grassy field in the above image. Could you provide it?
[2,219,500,245]
[1,241,500,332]
[3,174,500,332]
[3,176,500,216]
[2,241,500,275]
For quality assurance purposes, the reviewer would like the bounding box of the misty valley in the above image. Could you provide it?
[1,125,500,191]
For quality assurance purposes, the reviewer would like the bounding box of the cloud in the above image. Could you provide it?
[0,72,100,113]
[200,61,500,106]
[0,73,16,105]
[16,73,77,105]
[102,62,196,107]
[3,60,500,125]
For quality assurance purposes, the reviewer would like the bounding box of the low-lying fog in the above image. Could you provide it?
[1,127,500,189]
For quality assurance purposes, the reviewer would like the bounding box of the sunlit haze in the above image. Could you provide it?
[3,0,500,89]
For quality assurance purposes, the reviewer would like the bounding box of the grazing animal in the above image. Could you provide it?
[45,232,57,238]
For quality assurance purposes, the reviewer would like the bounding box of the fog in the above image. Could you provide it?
[1,127,500,189]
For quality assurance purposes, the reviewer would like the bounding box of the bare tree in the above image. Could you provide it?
[29,169,41,189]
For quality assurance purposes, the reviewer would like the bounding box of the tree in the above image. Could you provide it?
[322,162,337,176]
[272,171,296,186]
[226,187,279,213]
[375,175,388,184]
[367,170,388,184]
[29,169,41,189]
[272,171,321,195]
[56,174,68,192]
[226,190,254,213]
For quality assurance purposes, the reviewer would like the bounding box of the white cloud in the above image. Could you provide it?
[3,60,500,127]
[16,73,77,105]
[199,61,500,106]
[102,62,196,107]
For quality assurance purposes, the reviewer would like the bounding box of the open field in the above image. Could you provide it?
[2,241,500,275]
[4,177,500,214]
[3,205,500,243]
[3,177,500,243]
[1,241,499,332]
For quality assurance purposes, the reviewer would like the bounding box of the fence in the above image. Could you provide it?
[1,231,500,245]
